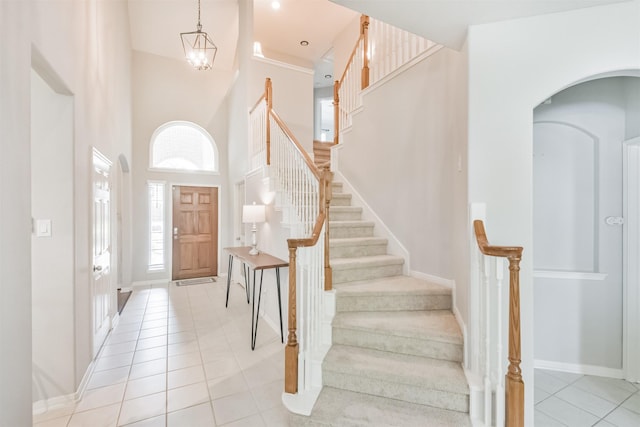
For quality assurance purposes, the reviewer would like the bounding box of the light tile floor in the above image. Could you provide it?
[535,368,640,426]
[33,280,289,427]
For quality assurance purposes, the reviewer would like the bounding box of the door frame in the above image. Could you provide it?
[91,147,113,357]
[623,136,640,383]
[169,183,221,280]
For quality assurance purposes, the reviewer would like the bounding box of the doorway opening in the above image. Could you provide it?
[532,76,640,382]
[171,185,219,280]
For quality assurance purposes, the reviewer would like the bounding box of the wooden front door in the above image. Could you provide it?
[172,186,218,280]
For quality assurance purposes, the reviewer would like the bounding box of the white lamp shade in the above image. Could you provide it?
[242,204,266,224]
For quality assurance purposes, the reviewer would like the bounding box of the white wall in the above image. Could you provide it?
[337,47,469,281]
[0,2,33,424]
[30,69,75,402]
[250,57,315,153]
[2,0,133,421]
[467,2,640,423]
[130,51,233,283]
[533,77,639,370]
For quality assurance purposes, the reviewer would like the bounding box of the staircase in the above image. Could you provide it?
[290,179,471,426]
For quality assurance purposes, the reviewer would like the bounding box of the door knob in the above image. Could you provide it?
[605,216,624,226]
[93,265,103,272]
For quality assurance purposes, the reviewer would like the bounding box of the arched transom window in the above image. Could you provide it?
[150,121,218,173]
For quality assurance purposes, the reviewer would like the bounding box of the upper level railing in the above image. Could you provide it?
[249,78,333,395]
[473,219,524,427]
[333,15,438,144]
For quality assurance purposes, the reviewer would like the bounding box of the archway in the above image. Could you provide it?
[532,75,640,423]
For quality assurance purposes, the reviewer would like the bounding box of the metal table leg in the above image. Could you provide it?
[276,267,284,343]
[242,263,250,304]
[251,269,264,350]
[225,254,233,307]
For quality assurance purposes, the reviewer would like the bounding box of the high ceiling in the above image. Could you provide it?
[331,0,632,50]
[127,0,359,87]
[127,0,631,92]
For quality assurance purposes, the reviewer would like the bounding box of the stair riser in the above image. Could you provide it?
[330,195,352,207]
[329,225,374,238]
[336,294,452,312]
[323,370,469,413]
[333,264,403,284]
[330,243,387,258]
[332,328,463,362]
[329,210,362,221]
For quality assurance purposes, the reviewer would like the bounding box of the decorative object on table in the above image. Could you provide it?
[242,202,266,255]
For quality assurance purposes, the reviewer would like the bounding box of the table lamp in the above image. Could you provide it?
[242,202,266,255]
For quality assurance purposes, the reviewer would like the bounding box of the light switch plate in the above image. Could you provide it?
[36,219,52,237]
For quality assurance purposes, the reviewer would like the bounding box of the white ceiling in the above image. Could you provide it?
[127,0,358,87]
[330,0,632,50]
[127,0,630,95]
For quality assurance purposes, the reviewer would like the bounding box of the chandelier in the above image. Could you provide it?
[180,0,217,70]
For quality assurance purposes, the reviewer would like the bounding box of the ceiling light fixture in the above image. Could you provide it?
[300,40,309,46]
[271,1,281,10]
[180,0,218,70]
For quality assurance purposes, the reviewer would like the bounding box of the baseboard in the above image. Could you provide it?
[534,359,624,379]
[410,271,454,288]
[32,393,76,416]
[74,358,97,402]
[32,358,96,416]
[452,302,469,371]
[131,279,169,288]
[332,170,411,273]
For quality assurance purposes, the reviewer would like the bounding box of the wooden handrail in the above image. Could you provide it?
[269,110,321,181]
[249,93,266,115]
[473,220,524,427]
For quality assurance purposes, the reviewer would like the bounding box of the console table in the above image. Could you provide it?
[224,246,288,350]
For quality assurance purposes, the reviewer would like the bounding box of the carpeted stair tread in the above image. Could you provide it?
[333,275,450,295]
[290,387,472,427]
[333,310,462,345]
[329,206,362,213]
[330,220,375,228]
[324,344,469,396]
[330,236,388,247]
[331,255,404,270]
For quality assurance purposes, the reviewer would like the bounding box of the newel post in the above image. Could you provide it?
[265,78,273,165]
[322,167,333,291]
[284,246,298,393]
[333,80,340,145]
[360,15,370,90]
[506,254,524,427]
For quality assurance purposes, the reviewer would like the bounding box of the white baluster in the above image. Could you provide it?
[483,254,491,427]
[495,257,505,427]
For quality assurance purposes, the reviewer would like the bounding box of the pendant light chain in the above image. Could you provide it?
[197,0,202,31]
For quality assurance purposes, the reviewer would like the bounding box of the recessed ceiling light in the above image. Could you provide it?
[271,1,280,10]
[300,40,309,46]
